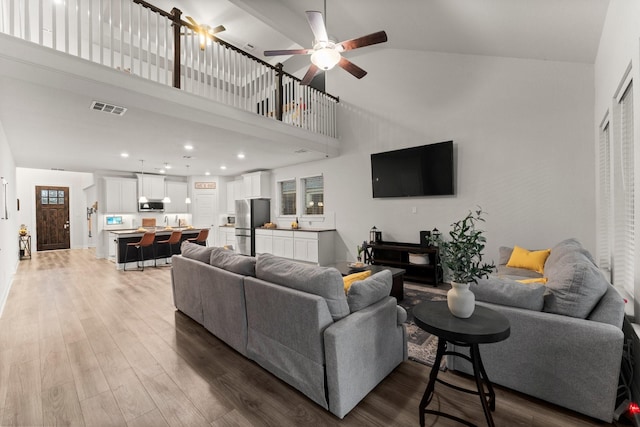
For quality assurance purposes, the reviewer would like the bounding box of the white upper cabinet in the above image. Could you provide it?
[104,178,137,213]
[242,171,271,199]
[137,174,165,200]
[165,181,188,213]
[226,181,235,213]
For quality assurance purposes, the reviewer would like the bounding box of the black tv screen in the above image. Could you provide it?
[371,141,454,198]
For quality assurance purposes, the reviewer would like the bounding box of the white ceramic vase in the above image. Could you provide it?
[447,281,475,318]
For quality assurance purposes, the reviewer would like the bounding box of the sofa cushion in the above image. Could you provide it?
[506,246,551,274]
[255,253,350,321]
[472,277,545,311]
[180,241,216,264]
[543,254,609,318]
[346,270,392,312]
[209,248,256,277]
[343,270,372,293]
[544,238,596,277]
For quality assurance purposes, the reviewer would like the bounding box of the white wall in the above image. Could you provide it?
[0,119,18,316]
[16,168,94,251]
[273,49,595,265]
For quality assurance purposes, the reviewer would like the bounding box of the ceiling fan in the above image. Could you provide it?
[183,16,226,50]
[264,10,387,85]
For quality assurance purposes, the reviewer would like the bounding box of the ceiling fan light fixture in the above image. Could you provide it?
[311,46,340,70]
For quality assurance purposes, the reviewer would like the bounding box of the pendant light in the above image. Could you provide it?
[161,163,172,203]
[138,160,148,204]
[185,165,192,205]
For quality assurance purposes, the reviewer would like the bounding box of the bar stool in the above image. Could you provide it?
[156,230,182,265]
[186,228,209,246]
[124,232,156,271]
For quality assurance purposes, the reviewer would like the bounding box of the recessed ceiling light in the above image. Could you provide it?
[184,144,193,150]
[159,169,166,174]
[220,165,227,170]
[205,171,211,176]
[121,152,129,158]
[237,153,245,159]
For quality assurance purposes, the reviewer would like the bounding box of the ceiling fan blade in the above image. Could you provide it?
[185,16,199,28]
[306,11,328,43]
[301,64,320,85]
[264,49,312,56]
[208,24,226,35]
[338,57,367,79]
[338,31,388,52]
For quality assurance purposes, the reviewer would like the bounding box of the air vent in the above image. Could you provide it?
[90,100,127,116]
[243,42,255,51]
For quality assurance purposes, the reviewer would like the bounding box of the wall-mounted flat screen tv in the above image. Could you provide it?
[371,141,454,198]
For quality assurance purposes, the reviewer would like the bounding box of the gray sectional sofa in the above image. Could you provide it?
[171,243,408,419]
[447,238,625,422]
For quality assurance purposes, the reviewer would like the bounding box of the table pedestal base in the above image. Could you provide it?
[419,338,497,427]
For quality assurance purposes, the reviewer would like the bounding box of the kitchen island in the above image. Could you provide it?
[109,227,204,269]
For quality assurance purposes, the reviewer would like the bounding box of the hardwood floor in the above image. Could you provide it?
[0,249,620,426]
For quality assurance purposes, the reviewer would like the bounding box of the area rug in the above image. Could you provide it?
[399,282,450,369]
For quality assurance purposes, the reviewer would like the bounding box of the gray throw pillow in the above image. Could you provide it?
[255,253,350,321]
[543,255,608,318]
[544,238,596,276]
[472,277,545,311]
[180,241,216,264]
[209,248,256,277]
[346,270,392,312]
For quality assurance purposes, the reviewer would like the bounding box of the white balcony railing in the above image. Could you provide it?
[0,0,338,137]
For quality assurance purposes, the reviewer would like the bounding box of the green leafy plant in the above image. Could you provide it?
[439,208,495,284]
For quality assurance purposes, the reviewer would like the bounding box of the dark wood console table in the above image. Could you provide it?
[369,241,441,286]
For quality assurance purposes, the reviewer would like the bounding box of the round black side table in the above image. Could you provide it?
[413,300,510,427]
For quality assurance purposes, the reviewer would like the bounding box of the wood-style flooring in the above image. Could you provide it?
[0,249,619,426]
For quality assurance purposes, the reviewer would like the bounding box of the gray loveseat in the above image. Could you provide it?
[171,243,408,419]
[447,238,625,422]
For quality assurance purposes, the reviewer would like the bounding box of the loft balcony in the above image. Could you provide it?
[0,0,340,167]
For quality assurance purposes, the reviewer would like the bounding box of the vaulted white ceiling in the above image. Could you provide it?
[0,0,609,177]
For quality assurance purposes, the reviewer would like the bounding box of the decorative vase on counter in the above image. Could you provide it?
[447,282,475,318]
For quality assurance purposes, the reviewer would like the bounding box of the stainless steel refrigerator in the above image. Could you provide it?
[235,198,270,256]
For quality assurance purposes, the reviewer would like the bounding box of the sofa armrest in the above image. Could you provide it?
[448,301,624,422]
[324,297,407,419]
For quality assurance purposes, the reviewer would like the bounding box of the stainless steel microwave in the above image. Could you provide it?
[138,201,164,212]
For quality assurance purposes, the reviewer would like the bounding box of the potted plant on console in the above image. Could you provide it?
[439,208,495,318]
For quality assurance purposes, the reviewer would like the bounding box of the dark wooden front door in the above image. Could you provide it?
[36,186,70,251]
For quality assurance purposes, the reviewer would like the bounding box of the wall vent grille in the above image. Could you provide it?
[90,101,127,116]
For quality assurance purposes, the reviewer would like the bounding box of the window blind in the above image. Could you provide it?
[597,121,611,278]
[613,82,635,294]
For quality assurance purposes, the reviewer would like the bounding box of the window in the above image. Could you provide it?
[597,120,611,280]
[302,175,324,215]
[612,81,634,294]
[279,179,296,216]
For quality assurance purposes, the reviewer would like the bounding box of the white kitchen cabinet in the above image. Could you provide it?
[226,181,235,213]
[104,177,137,213]
[294,233,319,263]
[272,230,294,259]
[293,231,335,265]
[242,171,271,199]
[218,227,237,250]
[254,229,273,255]
[165,181,188,213]
[137,174,165,200]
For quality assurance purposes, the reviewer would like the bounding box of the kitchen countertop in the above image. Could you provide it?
[109,227,202,236]
[255,227,336,232]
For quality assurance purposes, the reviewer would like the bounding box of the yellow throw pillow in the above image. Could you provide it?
[516,277,548,284]
[506,246,551,274]
[343,270,372,293]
